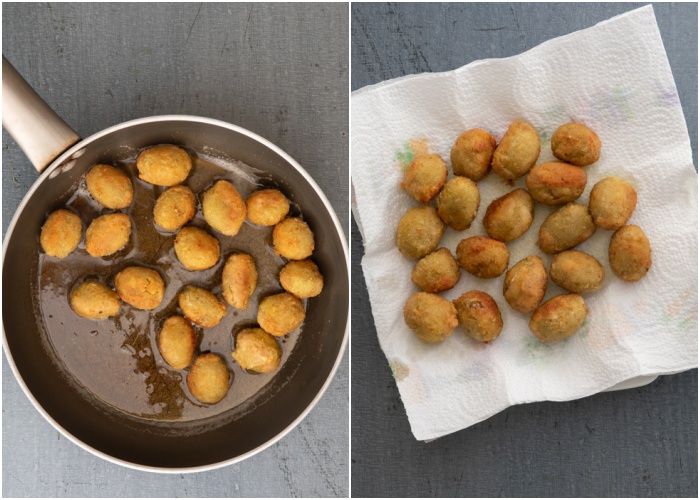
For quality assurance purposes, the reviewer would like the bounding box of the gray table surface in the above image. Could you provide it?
[2,3,348,497]
[351,3,697,498]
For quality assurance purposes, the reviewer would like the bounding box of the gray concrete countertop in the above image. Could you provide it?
[351,3,697,497]
[2,3,348,497]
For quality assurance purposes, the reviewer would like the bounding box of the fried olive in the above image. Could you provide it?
[550,250,605,294]
[529,294,587,342]
[537,202,596,254]
[221,253,258,309]
[114,266,165,310]
[232,328,282,374]
[158,316,197,370]
[450,128,497,181]
[411,248,460,293]
[483,188,534,242]
[85,164,134,209]
[589,177,637,230]
[396,205,445,260]
[453,291,503,342]
[179,286,227,328]
[174,226,220,271]
[70,281,120,319]
[401,153,448,204]
[492,120,541,179]
[136,145,192,186]
[456,236,509,279]
[202,180,247,236]
[272,217,315,260]
[525,162,587,205]
[153,185,196,231]
[608,225,652,282]
[40,209,82,258]
[503,255,548,314]
[246,189,290,226]
[436,176,480,231]
[187,353,230,404]
[551,122,601,166]
[257,292,306,337]
[85,213,131,257]
[279,259,324,298]
[403,292,457,343]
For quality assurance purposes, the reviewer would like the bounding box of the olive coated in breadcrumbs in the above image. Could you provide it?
[153,185,196,231]
[537,202,596,254]
[456,236,510,279]
[589,177,637,230]
[202,180,247,236]
[187,353,230,404]
[396,205,445,260]
[503,255,548,314]
[550,250,605,294]
[551,122,601,167]
[179,286,227,328]
[608,225,652,282]
[436,176,480,231]
[450,128,496,181]
[85,164,134,209]
[403,292,457,343]
[410,248,460,293]
[272,217,315,260]
[232,328,282,374]
[40,209,82,258]
[70,281,120,319]
[525,162,587,205]
[136,145,192,186]
[529,294,587,342]
[453,291,503,342]
[258,292,306,336]
[246,189,290,226]
[492,120,541,180]
[279,259,324,298]
[483,188,534,243]
[114,266,165,310]
[85,213,131,257]
[174,226,220,271]
[401,154,448,204]
[158,316,197,370]
[221,253,258,309]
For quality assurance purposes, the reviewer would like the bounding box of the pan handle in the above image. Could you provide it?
[2,55,81,172]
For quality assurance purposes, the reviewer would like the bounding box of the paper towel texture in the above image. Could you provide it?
[351,6,698,441]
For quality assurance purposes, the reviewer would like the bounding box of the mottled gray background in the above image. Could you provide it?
[351,3,697,498]
[2,3,348,497]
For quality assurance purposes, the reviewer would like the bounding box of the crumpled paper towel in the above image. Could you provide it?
[351,5,698,441]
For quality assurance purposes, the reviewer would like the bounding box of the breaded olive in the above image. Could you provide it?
[85,164,134,209]
[257,292,305,337]
[589,177,637,230]
[222,253,258,309]
[272,217,315,260]
[179,286,227,328]
[174,226,220,271]
[529,294,587,342]
[403,292,458,343]
[246,189,290,226]
[450,128,497,181]
[158,316,197,370]
[232,328,282,374]
[483,188,534,242]
[453,291,503,342]
[114,266,165,310]
[279,260,324,298]
[550,250,605,294]
[492,120,541,179]
[187,353,230,404]
[411,248,460,293]
[551,122,601,166]
[40,209,82,258]
[396,205,445,260]
[609,225,652,282]
[525,162,587,205]
[537,203,596,254]
[202,180,247,236]
[85,213,131,257]
[70,281,120,319]
[456,236,509,279]
[503,255,548,314]
[136,145,192,186]
[436,176,480,231]
[153,185,196,231]
[401,154,448,204]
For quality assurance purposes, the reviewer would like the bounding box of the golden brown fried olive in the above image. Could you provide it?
[187,353,230,404]
[436,176,480,231]
[456,236,509,279]
[153,185,196,231]
[450,128,497,181]
[401,154,448,204]
[70,281,120,319]
[158,316,197,370]
[179,286,227,328]
[114,266,165,310]
[279,259,324,298]
[551,122,601,166]
[40,209,82,258]
[483,188,534,242]
[272,217,315,260]
[403,292,457,343]
[246,189,290,226]
[529,294,587,342]
[258,292,306,337]
[550,250,605,294]
[492,120,541,179]
[411,248,460,293]
[453,291,503,342]
[608,225,652,282]
[396,205,445,260]
[136,145,192,186]
[221,253,258,309]
[85,164,134,209]
[589,177,637,230]
[232,328,282,374]
[503,255,548,314]
[525,162,587,205]
[174,226,220,271]
[85,213,131,257]
[537,203,596,254]
[202,180,247,236]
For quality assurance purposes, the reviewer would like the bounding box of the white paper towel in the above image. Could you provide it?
[351,6,698,441]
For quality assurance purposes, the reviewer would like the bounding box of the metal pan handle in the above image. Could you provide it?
[2,55,81,172]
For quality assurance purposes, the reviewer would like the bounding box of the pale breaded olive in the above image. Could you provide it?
[525,162,587,205]
[179,286,227,328]
[158,316,197,370]
[85,213,131,257]
[272,217,315,260]
[257,292,305,337]
[450,128,496,181]
[492,120,541,179]
[453,291,503,342]
[187,353,230,404]
[396,205,445,260]
[456,236,509,279]
[503,255,548,314]
[114,266,165,310]
[174,226,220,271]
[40,209,82,258]
[609,225,652,282]
[436,176,480,231]
[483,188,534,242]
[85,164,134,209]
[411,248,460,293]
[222,253,258,309]
[202,180,247,236]
[70,281,120,319]
[550,250,605,294]
[551,122,601,167]
[589,177,637,230]
[153,185,196,231]
[232,328,282,374]
[537,202,596,254]
[401,154,448,204]
[279,259,324,298]
[246,189,290,226]
[136,145,192,186]
[403,292,457,343]
[529,294,587,342]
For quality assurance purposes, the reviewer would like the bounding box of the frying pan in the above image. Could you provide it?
[2,55,349,472]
